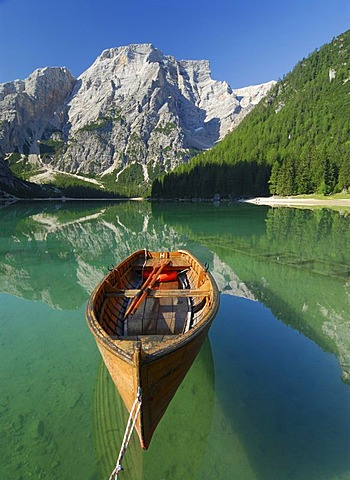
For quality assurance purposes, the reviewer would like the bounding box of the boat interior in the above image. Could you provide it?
[94,251,211,340]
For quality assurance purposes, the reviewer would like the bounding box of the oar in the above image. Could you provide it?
[124,260,170,317]
[124,259,170,317]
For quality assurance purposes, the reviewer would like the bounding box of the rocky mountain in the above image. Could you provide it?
[0,44,274,194]
[0,67,76,155]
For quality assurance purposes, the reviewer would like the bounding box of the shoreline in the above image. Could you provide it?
[2,195,350,207]
[242,196,350,207]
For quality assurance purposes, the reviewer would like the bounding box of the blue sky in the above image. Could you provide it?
[0,0,349,88]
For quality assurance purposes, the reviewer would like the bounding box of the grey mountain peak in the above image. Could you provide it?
[0,44,275,184]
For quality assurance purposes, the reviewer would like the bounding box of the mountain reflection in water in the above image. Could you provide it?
[1,201,349,380]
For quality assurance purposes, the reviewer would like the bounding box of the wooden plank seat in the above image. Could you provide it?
[134,265,190,271]
[133,257,190,270]
[105,283,211,298]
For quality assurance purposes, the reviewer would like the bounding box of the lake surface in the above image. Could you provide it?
[1,200,350,480]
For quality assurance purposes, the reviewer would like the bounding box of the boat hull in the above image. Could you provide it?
[95,320,211,448]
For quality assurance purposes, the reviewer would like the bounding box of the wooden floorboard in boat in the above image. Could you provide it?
[126,280,191,336]
[156,296,174,334]
[127,298,156,335]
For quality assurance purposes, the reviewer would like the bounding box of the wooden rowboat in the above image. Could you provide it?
[86,249,219,450]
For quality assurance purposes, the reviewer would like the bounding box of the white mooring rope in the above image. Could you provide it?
[109,387,142,480]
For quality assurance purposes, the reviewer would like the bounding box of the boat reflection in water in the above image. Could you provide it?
[93,337,215,479]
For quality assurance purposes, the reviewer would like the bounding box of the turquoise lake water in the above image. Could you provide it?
[0,201,349,479]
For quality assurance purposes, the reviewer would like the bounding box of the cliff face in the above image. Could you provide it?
[0,44,275,183]
[0,67,76,155]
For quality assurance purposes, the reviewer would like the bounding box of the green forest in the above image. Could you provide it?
[152,30,350,199]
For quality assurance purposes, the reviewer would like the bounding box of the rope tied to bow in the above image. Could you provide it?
[109,387,142,480]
